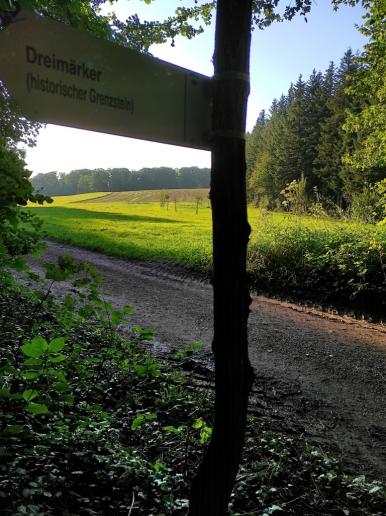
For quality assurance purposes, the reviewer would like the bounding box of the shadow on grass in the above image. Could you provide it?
[28,206,183,224]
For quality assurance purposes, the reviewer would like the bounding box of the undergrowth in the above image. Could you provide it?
[248,213,386,318]
[1,268,385,515]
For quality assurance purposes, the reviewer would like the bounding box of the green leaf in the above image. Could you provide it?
[192,418,203,429]
[111,311,121,325]
[190,341,204,351]
[122,306,134,315]
[21,336,48,358]
[163,424,186,433]
[0,365,16,375]
[11,257,27,271]
[25,403,49,415]
[44,264,68,281]
[175,340,204,358]
[4,425,24,434]
[53,382,69,392]
[63,295,75,310]
[130,412,156,431]
[132,326,155,341]
[199,426,212,445]
[131,414,145,430]
[26,272,41,282]
[49,354,66,363]
[79,304,95,318]
[47,369,66,381]
[21,371,40,380]
[133,364,146,376]
[22,389,39,402]
[23,357,42,366]
[0,388,11,399]
[48,337,66,353]
[73,278,90,288]
[62,394,74,405]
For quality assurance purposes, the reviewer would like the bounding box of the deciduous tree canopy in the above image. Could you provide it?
[31,166,210,196]
[343,0,386,173]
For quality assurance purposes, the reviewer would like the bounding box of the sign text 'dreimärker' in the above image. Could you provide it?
[0,10,212,150]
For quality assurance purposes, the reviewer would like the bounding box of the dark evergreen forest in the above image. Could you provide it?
[246,49,386,211]
[31,166,210,196]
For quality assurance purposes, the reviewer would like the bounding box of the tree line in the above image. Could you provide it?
[31,166,210,196]
[246,46,386,212]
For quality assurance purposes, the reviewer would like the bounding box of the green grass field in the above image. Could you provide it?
[28,190,214,270]
[27,189,386,315]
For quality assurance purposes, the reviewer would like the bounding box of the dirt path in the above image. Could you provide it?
[28,241,386,481]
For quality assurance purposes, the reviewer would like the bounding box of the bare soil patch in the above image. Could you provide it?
[28,241,386,481]
[74,188,210,204]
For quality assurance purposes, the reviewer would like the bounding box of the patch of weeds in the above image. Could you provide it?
[230,425,386,515]
[1,276,385,515]
[0,280,214,514]
[248,216,386,318]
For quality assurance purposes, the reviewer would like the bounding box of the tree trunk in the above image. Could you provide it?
[188,1,254,514]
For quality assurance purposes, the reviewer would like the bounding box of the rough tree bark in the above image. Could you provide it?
[188,1,254,514]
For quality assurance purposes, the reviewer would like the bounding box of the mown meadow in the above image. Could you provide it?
[27,190,386,318]
[27,191,214,269]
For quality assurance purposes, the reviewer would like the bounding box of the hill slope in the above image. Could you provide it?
[68,188,210,204]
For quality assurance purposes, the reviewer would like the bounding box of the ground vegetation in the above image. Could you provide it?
[1,269,385,515]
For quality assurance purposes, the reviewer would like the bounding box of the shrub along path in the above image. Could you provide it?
[28,240,386,482]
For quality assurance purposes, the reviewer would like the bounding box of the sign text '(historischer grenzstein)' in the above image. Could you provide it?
[25,46,134,113]
[0,9,211,149]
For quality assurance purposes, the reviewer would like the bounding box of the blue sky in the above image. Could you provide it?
[25,0,366,175]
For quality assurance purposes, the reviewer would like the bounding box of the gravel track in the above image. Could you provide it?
[28,241,386,481]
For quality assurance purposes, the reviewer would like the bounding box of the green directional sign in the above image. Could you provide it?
[0,10,212,150]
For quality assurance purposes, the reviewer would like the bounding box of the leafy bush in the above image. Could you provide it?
[0,143,47,268]
[0,81,51,271]
[0,268,215,514]
[351,183,384,224]
[280,174,309,215]
[248,213,386,316]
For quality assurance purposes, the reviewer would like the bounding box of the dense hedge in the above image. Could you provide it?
[248,214,386,318]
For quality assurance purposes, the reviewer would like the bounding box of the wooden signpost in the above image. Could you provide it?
[0,9,212,150]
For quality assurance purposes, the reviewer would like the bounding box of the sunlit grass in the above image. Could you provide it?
[28,191,374,269]
[28,193,215,270]
[49,192,109,205]
[27,190,386,312]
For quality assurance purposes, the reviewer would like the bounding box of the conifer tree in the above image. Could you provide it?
[303,69,328,189]
[249,97,290,207]
[314,51,359,204]
[283,75,308,183]
[246,109,267,176]
[342,0,386,195]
